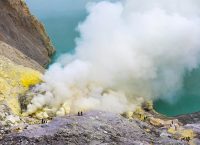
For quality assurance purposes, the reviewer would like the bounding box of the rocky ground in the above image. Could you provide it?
[1,85,200,145]
[0,111,189,145]
[0,107,200,145]
[177,112,200,125]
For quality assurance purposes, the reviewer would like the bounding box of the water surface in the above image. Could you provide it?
[154,68,200,116]
[26,0,87,62]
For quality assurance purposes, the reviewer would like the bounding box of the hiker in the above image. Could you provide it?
[78,111,83,116]
[41,119,47,124]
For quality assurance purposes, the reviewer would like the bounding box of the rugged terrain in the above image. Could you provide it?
[0,0,54,121]
[0,0,55,68]
[0,110,200,145]
[0,111,185,145]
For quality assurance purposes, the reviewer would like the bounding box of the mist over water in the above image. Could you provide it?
[154,68,200,116]
[26,0,200,117]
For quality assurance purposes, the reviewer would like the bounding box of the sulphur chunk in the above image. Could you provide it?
[132,107,148,121]
[178,129,195,140]
[122,111,134,119]
[149,117,165,127]
[168,127,177,134]
[35,111,49,119]
[21,70,42,88]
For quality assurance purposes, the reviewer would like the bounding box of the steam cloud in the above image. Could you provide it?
[26,0,200,117]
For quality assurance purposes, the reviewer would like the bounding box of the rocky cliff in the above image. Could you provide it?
[0,0,55,68]
[0,0,52,140]
[0,0,55,124]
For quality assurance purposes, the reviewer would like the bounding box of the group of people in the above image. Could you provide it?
[78,111,83,116]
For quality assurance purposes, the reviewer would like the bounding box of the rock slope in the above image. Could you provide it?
[0,0,53,121]
[0,0,55,67]
[0,55,41,115]
[0,0,45,126]
[0,41,44,72]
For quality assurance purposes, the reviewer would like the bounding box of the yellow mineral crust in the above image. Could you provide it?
[21,69,42,88]
[168,128,196,140]
[0,55,42,115]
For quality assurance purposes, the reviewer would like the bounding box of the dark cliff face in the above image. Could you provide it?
[0,0,55,67]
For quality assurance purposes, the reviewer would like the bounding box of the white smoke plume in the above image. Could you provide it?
[26,0,200,117]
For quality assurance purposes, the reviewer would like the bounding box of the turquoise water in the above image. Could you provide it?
[26,0,87,62]
[26,0,200,116]
[42,16,85,62]
[154,68,200,116]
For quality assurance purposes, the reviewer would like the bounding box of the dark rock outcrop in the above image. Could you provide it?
[176,111,200,125]
[0,0,55,67]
